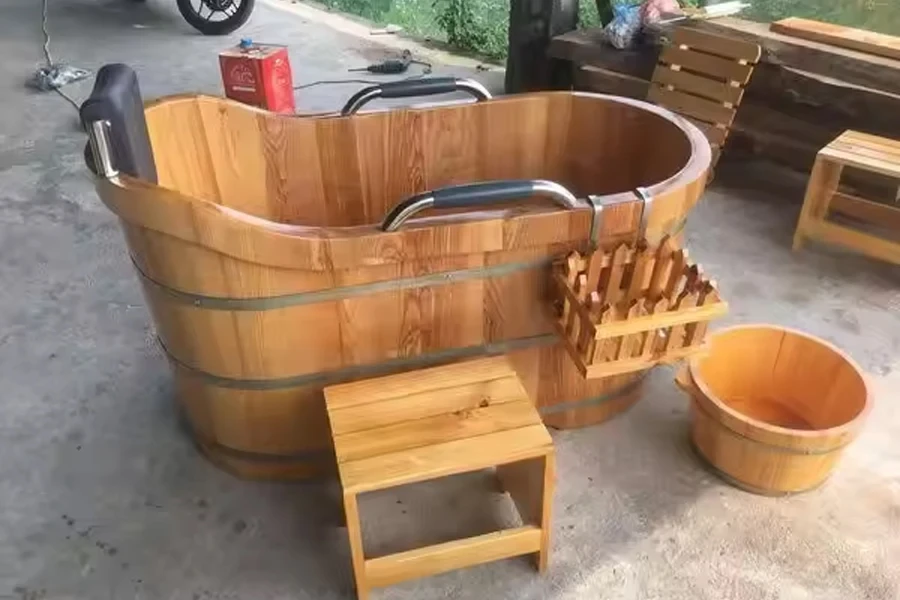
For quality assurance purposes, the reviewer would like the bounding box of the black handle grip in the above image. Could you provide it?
[79,64,157,182]
[340,77,491,115]
[378,77,460,98]
[432,180,538,209]
[380,180,580,231]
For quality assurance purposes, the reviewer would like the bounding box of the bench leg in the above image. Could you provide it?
[794,158,844,252]
[496,451,556,573]
[343,492,369,600]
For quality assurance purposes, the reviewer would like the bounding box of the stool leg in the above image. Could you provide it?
[537,451,556,574]
[496,453,556,573]
[794,158,844,252]
[343,493,369,600]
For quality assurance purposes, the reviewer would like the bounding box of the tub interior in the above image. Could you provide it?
[694,327,868,431]
[144,93,697,227]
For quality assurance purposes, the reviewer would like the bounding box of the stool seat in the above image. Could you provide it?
[325,356,555,600]
[793,130,900,265]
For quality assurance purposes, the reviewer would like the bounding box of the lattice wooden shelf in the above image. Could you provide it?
[550,237,728,380]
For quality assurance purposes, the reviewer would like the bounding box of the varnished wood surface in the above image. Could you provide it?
[649,28,761,170]
[96,91,712,478]
[772,17,900,62]
[794,130,900,265]
[325,357,554,598]
[677,325,871,494]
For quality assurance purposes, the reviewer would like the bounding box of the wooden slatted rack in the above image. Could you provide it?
[648,27,762,169]
[550,237,728,379]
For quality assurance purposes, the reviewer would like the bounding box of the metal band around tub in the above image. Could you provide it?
[133,255,555,311]
[162,333,560,391]
[164,331,648,414]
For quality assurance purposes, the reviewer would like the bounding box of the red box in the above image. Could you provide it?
[219,42,295,114]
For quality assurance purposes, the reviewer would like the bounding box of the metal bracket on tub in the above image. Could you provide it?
[586,187,654,249]
[87,120,118,179]
[635,186,653,240]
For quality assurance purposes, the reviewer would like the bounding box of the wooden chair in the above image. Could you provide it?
[324,356,555,600]
[647,27,762,170]
[793,130,900,265]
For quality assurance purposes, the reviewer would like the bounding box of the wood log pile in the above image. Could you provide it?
[548,17,900,199]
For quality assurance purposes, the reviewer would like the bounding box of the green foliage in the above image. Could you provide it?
[433,0,507,58]
[315,0,900,60]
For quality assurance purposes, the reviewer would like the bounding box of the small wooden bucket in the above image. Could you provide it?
[676,325,871,495]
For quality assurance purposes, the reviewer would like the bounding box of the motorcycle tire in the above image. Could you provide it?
[176,0,255,35]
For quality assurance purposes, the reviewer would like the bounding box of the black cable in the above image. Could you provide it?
[293,78,390,90]
[293,70,431,91]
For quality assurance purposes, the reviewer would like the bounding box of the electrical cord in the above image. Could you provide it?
[36,0,86,113]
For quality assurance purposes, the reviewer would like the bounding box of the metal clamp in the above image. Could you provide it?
[635,186,653,239]
[585,186,654,249]
[87,120,118,179]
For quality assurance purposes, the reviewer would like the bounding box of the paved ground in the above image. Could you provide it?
[0,1,898,599]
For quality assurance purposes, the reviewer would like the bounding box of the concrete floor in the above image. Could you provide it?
[1,1,899,598]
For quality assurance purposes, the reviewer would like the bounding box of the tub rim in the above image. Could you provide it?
[95,91,711,271]
[138,90,712,230]
[686,324,873,445]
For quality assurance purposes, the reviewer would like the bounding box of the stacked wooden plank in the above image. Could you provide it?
[550,17,900,200]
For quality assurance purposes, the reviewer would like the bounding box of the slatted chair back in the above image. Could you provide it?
[648,27,762,170]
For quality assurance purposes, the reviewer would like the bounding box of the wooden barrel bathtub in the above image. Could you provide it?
[677,325,872,495]
[88,79,711,479]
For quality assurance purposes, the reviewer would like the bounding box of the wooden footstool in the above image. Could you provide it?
[324,356,555,600]
[793,130,900,265]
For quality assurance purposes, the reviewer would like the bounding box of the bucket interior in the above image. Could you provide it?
[693,327,868,431]
[144,94,699,227]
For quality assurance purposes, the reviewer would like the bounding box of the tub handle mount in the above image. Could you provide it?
[341,77,492,116]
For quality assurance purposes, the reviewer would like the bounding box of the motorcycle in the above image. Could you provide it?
[174,0,256,35]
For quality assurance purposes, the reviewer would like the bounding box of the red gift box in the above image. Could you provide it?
[219,41,295,114]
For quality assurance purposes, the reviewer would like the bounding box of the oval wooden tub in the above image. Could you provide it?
[677,325,872,495]
[83,68,711,479]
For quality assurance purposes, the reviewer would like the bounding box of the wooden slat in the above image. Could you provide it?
[659,46,756,84]
[771,17,900,62]
[364,526,542,588]
[651,66,745,105]
[593,301,729,340]
[648,85,737,127]
[324,356,513,409]
[819,145,900,179]
[830,191,900,231]
[829,140,900,166]
[328,376,527,436]
[333,400,541,462]
[339,425,552,493]
[671,26,763,63]
[841,130,900,155]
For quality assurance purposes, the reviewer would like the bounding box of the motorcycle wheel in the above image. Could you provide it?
[176,0,255,35]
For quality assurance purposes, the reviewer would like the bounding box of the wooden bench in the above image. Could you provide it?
[324,356,555,600]
[793,130,900,265]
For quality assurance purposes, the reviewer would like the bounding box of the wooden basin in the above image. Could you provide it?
[678,325,872,495]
